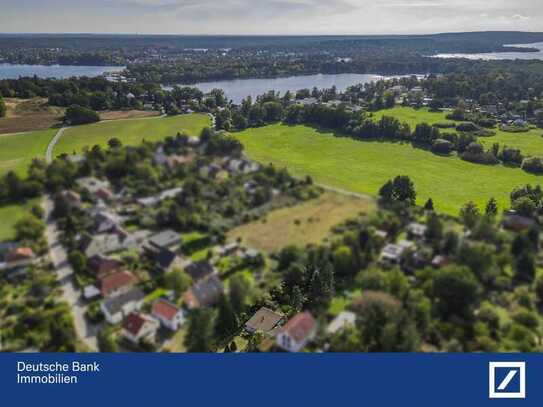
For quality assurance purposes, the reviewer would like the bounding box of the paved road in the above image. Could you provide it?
[42,196,99,351]
[45,126,67,163]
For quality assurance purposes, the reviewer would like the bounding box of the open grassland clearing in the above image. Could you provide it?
[0,129,56,175]
[0,98,64,134]
[373,106,543,157]
[99,110,160,121]
[227,191,376,253]
[54,113,211,156]
[235,123,543,215]
[0,199,38,242]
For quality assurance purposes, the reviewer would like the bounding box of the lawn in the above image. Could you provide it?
[235,123,543,215]
[0,199,38,242]
[0,129,56,176]
[373,106,543,157]
[372,106,453,127]
[227,191,375,253]
[53,113,211,157]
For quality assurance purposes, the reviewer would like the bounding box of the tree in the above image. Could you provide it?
[215,296,239,339]
[514,251,536,285]
[424,198,434,211]
[485,197,498,218]
[68,251,86,275]
[98,326,118,352]
[0,96,6,118]
[15,215,45,242]
[432,266,480,320]
[425,213,443,242]
[108,138,122,149]
[332,245,356,278]
[459,201,480,229]
[164,269,191,299]
[229,274,250,315]
[64,104,100,125]
[184,309,215,352]
[379,176,416,206]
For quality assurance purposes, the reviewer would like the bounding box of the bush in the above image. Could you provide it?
[456,122,479,132]
[65,104,100,125]
[499,148,524,166]
[431,139,454,155]
[433,122,455,129]
[460,142,499,165]
[521,157,543,174]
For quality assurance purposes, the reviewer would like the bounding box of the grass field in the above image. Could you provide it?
[54,113,211,157]
[235,123,543,215]
[373,106,543,157]
[0,129,56,176]
[227,191,375,253]
[0,200,38,242]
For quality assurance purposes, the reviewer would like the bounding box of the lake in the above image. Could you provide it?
[433,42,543,61]
[0,63,125,80]
[163,73,415,104]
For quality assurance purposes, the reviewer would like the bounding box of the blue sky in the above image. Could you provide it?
[1,0,542,34]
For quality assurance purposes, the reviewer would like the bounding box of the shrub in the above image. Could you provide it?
[521,157,543,174]
[460,142,499,165]
[456,122,479,133]
[431,139,454,155]
[65,104,100,125]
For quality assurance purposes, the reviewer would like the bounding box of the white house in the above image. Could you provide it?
[276,311,317,352]
[101,288,145,324]
[152,299,185,331]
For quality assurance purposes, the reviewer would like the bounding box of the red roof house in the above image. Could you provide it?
[100,270,137,297]
[276,311,317,352]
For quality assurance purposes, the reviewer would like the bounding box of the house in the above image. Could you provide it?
[153,146,168,166]
[121,312,159,344]
[183,274,224,309]
[87,254,123,278]
[137,188,183,208]
[431,255,451,269]
[99,270,137,298]
[95,187,114,202]
[3,247,36,270]
[502,213,536,232]
[276,311,317,352]
[83,285,101,300]
[245,307,285,336]
[214,242,239,257]
[82,233,124,257]
[165,154,195,171]
[101,288,145,324]
[151,248,190,273]
[0,242,18,270]
[407,223,427,240]
[93,211,123,234]
[379,243,409,267]
[326,311,356,335]
[152,299,185,330]
[148,230,181,251]
[59,190,82,209]
[184,260,216,282]
[77,177,111,195]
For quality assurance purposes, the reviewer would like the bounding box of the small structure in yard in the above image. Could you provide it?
[326,311,356,335]
[87,254,124,278]
[101,287,145,324]
[407,222,427,241]
[276,311,317,353]
[245,307,285,337]
[214,242,240,257]
[148,230,181,251]
[1,247,36,270]
[183,274,224,309]
[502,213,536,232]
[122,312,159,344]
[184,260,216,282]
[431,255,451,269]
[152,299,185,331]
[99,270,138,298]
[59,190,82,209]
[83,285,101,300]
[77,177,111,195]
[153,249,189,273]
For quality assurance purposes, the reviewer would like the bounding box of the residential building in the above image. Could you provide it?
[122,313,159,344]
[101,288,145,324]
[87,254,124,278]
[184,260,216,282]
[99,270,137,298]
[245,307,285,336]
[183,274,224,309]
[276,311,317,352]
[152,299,185,330]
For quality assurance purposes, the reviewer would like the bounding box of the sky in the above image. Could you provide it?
[1,0,542,35]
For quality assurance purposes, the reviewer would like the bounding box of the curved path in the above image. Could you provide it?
[45,113,168,163]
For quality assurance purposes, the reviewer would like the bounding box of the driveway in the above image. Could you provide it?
[42,196,99,351]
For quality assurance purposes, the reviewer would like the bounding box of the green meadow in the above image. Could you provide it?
[53,113,211,157]
[0,129,56,176]
[235,123,543,215]
[373,106,543,157]
[0,199,38,242]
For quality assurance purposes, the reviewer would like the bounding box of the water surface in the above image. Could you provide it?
[433,42,543,61]
[0,63,125,79]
